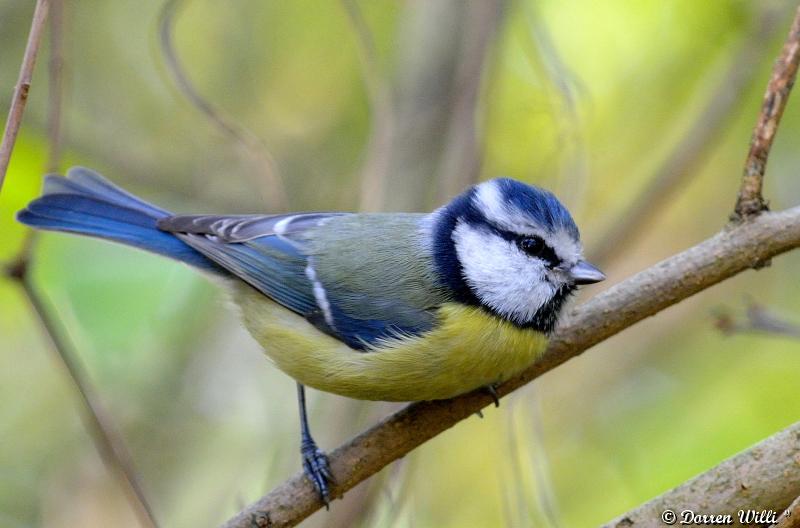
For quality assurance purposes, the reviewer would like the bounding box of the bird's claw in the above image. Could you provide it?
[301,441,333,507]
[485,383,501,407]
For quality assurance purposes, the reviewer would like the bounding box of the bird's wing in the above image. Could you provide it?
[157,213,342,242]
[158,213,442,350]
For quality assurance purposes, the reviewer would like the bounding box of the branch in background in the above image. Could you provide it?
[7,273,160,528]
[589,6,783,266]
[46,0,64,174]
[523,0,590,214]
[222,206,800,528]
[340,0,388,125]
[714,298,800,339]
[436,0,505,202]
[734,5,800,220]
[158,0,288,211]
[353,0,503,211]
[1,3,159,527]
[365,1,472,211]
[0,0,48,195]
[340,0,396,212]
[602,420,800,527]
[526,388,563,527]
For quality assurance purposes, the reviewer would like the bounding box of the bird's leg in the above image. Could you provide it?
[296,383,333,506]
[484,383,501,407]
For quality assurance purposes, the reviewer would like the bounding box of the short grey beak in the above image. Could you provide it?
[569,260,606,285]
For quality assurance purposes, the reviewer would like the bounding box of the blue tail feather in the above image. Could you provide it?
[17,167,220,272]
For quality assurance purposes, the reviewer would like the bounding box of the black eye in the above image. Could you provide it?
[518,236,545,256]
[517,236,560,267]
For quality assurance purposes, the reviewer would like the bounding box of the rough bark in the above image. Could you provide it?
[602,422,800,528]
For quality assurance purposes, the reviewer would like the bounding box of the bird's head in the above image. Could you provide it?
[431,177,605,334]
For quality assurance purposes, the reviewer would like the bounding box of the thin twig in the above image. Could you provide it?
[590,7,783,266]
[363,1,469,212]
[46,0,64,174]
[734,5,800,220]
[11,0,67,275]
[714,298,800,339]
[603,420,800,527]
[523,0,589,213]
[340,0,396,212]
[340,0,385,110]
[14,275,160,528]
[436,0,505,202]
[0,0,49,195]
[221,204,800,528]
[157,0,288,211]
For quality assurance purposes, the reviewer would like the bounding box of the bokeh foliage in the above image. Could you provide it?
[2,1,800,527]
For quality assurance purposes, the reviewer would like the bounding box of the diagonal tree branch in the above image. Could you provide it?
[734,5,800,220]
[602,420,800,527]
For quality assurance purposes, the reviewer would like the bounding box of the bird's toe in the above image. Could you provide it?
[302,444,333,507]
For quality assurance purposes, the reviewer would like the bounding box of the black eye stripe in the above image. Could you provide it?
[466,216,563,267]
[516,235,560,267]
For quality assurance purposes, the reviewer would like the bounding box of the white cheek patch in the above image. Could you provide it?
[452,222,557,325]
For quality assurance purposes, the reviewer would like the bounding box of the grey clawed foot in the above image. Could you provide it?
[301,439,333,507]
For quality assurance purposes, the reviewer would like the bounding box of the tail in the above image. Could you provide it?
[17,167,219,272]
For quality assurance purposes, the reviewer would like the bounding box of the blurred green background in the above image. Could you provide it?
[2,1,800,527]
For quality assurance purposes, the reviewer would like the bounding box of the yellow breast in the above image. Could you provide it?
[233,285,549,401]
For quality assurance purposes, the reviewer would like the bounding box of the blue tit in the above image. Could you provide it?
[18,167,605,502]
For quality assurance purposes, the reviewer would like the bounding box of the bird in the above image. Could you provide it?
[17,167,605,504]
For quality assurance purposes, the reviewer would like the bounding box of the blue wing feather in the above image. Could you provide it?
[178,233,318,316]
[323,307,432,350]
[19,167,439,351]
[18,169,219,271]
[167,213,439,350]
